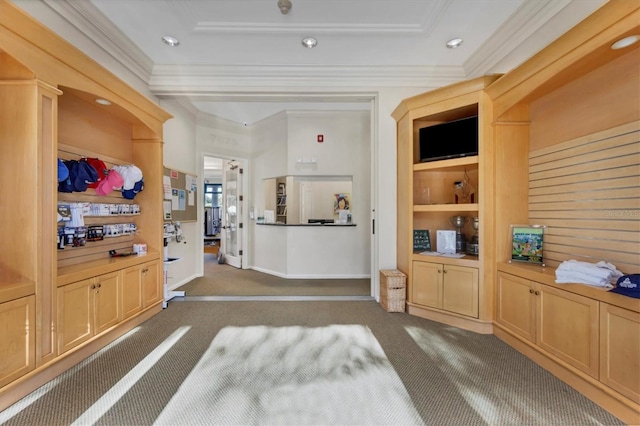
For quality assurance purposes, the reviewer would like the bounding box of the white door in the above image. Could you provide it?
[221,159,242,268]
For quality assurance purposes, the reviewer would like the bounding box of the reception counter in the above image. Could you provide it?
[257,223,357,227]
[252,222,369,279]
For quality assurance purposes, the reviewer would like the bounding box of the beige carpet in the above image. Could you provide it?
[177,254,371,296]
[1,301,625,425]
[154,325,423,425]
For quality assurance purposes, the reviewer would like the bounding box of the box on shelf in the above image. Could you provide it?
[379,269,407,313]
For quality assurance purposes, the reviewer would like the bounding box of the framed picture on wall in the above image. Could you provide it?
[510,224,546,266]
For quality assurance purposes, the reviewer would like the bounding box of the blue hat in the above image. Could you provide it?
[610,274,640,299]
[122,178,144,199]
[58,160,77,192]
[72,159,99,192]
[58,159,69,182]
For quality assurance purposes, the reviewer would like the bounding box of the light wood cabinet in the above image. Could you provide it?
[0,1,172,410]
[141,260,162,308]
[57,271,121,355]
[0,296,35,388]
[122,267,143,320]
[122,260,160,318]
[393,76,499,333]
[413,261,478,318]
[600,303,640,404]
[497,272,599,378]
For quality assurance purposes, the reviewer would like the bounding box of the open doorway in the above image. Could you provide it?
[203,156,223,259]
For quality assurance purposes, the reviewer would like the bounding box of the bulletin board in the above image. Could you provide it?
[163,166,198,222]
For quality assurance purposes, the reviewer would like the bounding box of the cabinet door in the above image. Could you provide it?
[412,261,442,308]
[122,267,143,319]
[0,296,35,388]
[442,265,478,318]
[57,278,93,354]
[142,261,162,307]
[537,284,599,378]
[600,303,640,403]
[496,272,536,342]
[94,271,121,335]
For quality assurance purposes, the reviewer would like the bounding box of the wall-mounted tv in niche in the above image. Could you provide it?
[419,116,478,162]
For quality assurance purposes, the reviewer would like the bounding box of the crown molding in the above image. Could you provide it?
[149,64,466,92]
[40,0,154,84]
[464,0,572,77]
[194,22,423,34]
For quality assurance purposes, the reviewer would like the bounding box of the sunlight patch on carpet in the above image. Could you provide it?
[154,325,424,425]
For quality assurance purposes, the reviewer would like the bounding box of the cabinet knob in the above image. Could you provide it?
[529,289,534,294]
[142,268,148,274]
[534,290,540,296]
[438,269,442,273]
[91,284,96,290]
[97,283,102,288]
[443,269,447,273]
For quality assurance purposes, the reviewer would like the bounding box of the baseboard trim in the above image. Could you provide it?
[494,325,640,425]
[0,304,162,413]
[406,303,494,334]
[251,266,370,280]
[168,274,200,291]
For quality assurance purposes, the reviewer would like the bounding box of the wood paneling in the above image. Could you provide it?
[528,122,640,272]
[529,50,640,150]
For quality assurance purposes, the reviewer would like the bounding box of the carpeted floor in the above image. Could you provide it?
[177,254,371,296]
[0,300,624,426]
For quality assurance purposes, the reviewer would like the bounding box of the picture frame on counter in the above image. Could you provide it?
[510,224,546,266]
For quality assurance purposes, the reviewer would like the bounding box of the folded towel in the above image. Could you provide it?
[555,259,621,288]
[555,270,612,288]
[556,259,621,280]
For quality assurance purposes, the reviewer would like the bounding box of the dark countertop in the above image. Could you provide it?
[256,223,357,227]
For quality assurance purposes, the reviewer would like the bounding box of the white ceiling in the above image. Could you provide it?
[14,0,606,125]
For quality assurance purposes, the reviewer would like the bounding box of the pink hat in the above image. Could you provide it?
[96,169,124,196]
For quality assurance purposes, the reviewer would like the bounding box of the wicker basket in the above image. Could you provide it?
[379,269,406,312]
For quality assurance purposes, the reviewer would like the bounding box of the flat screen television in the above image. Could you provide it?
[419,116,478,162]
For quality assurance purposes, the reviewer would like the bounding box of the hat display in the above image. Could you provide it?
[85,158,108,189]
[72,159,99,192]
[609,274,640,299]
[122,178,144,200]
[58,159,77,192]
[58,159,69,182]
[113,164,143,190]
[95,169,124,196]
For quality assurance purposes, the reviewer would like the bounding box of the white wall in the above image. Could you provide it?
[159,100,200,290]
[251,110,371,278]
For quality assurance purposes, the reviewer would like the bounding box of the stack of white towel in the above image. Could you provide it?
[555,260,622,288]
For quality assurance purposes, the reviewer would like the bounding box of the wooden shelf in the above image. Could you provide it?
[412,252,479,268]
[414,203,478,212]
[414,155,478,171]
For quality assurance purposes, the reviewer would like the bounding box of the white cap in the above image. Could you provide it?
[113,164,143,190]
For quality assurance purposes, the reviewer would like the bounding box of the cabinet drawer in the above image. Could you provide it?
[0,296,35,387]
[537,285,599,379]
[496,272,536,342]
[600,303,640,403]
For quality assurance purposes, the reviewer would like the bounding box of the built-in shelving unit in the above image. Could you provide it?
[0,0,171,411]
[276,179,287,224]
[393,75,500,334]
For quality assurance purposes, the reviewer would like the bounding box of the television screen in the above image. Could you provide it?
[419,116,478,162]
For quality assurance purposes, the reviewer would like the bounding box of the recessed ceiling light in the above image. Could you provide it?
[302,37,318,48]
[611,35,640,50]
[446,38,463,49]
[162,36,180,47]
[95,98,111,106]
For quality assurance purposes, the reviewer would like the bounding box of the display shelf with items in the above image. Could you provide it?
[393,75,499,334]
[276,179,287,224]
[0,1,172,410]
[485,2,639,422]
